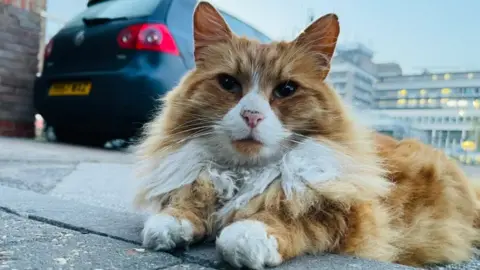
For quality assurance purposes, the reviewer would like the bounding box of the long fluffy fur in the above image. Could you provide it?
[133,2,480,269]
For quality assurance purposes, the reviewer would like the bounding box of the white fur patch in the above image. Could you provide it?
[217,220,282,269]
[139,140,208,201]
[142,214,194,251]
[138,138,349,218]
[221,89,284,145]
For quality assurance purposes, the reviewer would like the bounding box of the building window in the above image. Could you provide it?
[474,100,480,109]
[432,74,438,80]
[468,73,474,79]
[458,99,468,107]
[419,99,426,106]
[419,89,427,96]
[440,98,449,104]
[441,88,451,95]
[444,73,451,80]
[447,99,457,107]
[398,89,408,97]
[397,99,406,106]
[408,99,417,106]
[428,98,437,106]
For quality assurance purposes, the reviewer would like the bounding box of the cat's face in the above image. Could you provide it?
[163,2,344,166]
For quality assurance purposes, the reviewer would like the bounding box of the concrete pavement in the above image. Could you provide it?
[0,137,479,269]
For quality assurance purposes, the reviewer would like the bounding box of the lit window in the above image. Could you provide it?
[398,89,408,97]
[428,98,436,105]
[397,99,406,105]
[441,88,451,95]
[458,99,468,107]
[444,73,451,80]
[408,99,417,106]
[447,100,457,107]
[473,100,480,109]
[419,99,426,105]
[440,98,449,104]
[468,73,474,79]
[432,74,438,80]
[419,89,427,96]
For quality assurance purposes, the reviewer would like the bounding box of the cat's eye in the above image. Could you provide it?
[273,81,298,98]
[217,74,242,93]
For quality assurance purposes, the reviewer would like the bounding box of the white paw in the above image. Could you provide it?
[216,220,282,269]
[141,214,194,251]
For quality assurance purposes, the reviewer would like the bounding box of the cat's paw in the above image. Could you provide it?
[141,214,194,251]
[216,220,282,269]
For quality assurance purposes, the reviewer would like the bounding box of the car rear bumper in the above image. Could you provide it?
[33,69,176,138]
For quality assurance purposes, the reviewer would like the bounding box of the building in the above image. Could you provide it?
[371,71,480,160]
[326,43,417,140]
[327,43,377,110]
[327,43,480,163]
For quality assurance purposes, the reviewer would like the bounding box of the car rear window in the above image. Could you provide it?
[64,0,162,28]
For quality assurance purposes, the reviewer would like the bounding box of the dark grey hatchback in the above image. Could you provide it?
[34,0,271,146]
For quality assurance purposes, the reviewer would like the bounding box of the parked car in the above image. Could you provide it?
[34,0,271,146]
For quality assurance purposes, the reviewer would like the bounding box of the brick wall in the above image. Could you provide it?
[0,2,42,137]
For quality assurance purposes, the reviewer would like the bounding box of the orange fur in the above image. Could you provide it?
[134,2,480,268]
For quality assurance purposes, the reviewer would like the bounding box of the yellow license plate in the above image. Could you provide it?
[48,82,92,96]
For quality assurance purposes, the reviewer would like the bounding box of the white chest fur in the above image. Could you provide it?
[138,139,346,216]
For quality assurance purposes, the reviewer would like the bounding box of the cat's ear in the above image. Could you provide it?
[193,1,232,61]
[293,13,340,79]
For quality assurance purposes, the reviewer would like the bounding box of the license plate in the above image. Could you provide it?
[48,82,92,96]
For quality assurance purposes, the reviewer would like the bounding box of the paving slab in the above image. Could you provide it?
[0,161,76,194]
[0,186,416,270]
[0,186,145,244]
[49,162,138,212]
[0,211,182,270]
[2,185,480,269]
[1,136,480,269]
[0,137,132,164]
[163,264,217,270]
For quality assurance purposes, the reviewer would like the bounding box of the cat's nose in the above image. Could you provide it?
[241,109,265,128]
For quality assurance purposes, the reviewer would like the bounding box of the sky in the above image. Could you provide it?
[45,0,480,74]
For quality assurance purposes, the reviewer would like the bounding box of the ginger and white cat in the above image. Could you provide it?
[133,2,480,269]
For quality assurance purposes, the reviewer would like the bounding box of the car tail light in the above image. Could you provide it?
[44,39,54,59]
[117,23,179,55]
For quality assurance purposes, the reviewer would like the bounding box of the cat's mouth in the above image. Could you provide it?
[232,135,263,145]
[231,136,264,155]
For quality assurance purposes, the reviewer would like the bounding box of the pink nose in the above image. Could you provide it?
[241,109,265,128]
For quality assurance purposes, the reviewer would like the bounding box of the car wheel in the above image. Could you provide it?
[53,126,107,148]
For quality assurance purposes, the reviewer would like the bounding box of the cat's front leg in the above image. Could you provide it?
[141,179,216,251]
[216,218,284,269]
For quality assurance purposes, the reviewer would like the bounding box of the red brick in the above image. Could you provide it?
[0,120,34,138]
[0,84,16,94]
[0,1,40,138]
[0,120,14,130]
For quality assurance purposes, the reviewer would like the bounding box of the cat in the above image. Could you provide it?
[133,1,480,269]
